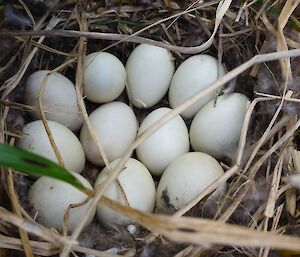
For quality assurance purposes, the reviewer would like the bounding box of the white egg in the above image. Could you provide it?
[28,173,95,232]
[126,44,175,108]
[25,70,82,131]
[80,102,137,166]
[190,93,249,160]
[136,107,189,176]
[83,52,126,103]
[17,120,85,173]
[95,158,156,225]
[156,152,224,214]
[168,54,225,119]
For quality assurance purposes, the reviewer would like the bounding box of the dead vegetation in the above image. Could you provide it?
[0,0,300,256]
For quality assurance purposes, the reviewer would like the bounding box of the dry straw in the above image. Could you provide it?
[1,0,300,257]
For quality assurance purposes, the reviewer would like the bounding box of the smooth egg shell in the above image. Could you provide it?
[25,70,82,131]
[190,93,249,160]
[169,54,225,119]
[84,52,126,103]
[156,152,224,214]
[136,107,190,176]
[126,44,175,108]
[80,102,137,166]
[28,173,95,231]
[17,120,85,173]
[95,158,156,225]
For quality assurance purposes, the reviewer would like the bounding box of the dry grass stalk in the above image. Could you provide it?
[1,1,300,256]
[260,203,284,257]
[0,0,231,55]
[17,0,35,27]
[5,165,34,257]
[37,60,78,167]
[291,146,300,172]
[1,207,129,257]
[243,84,290,174]
[217,182,249,222]
[100,196,300,251]
[0,207,62,245]
[0,209,135,257]
[248,118,300,179]
[0,234,57,256]
[0,107,8,143]
[0,15,58,99]
[275,0,299,80]
[15,37,76,57]
[8,193,300,256]
[255,92,300,103]
[236,97,268,165]
[283,120,298,217]
[285,186,297,216]
[264,153,284,218]
[0,234,133,257]
[286,36,300,49]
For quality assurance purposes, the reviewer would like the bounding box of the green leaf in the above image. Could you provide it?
[0,144,86,191]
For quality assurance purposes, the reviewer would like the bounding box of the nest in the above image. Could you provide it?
[0,0,300,257]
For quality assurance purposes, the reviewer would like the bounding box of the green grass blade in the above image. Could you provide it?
[0,144,86,190]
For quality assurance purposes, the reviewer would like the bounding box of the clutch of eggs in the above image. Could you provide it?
[21,43,252,230]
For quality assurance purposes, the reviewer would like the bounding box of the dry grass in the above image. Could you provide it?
[0,0,300,257]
